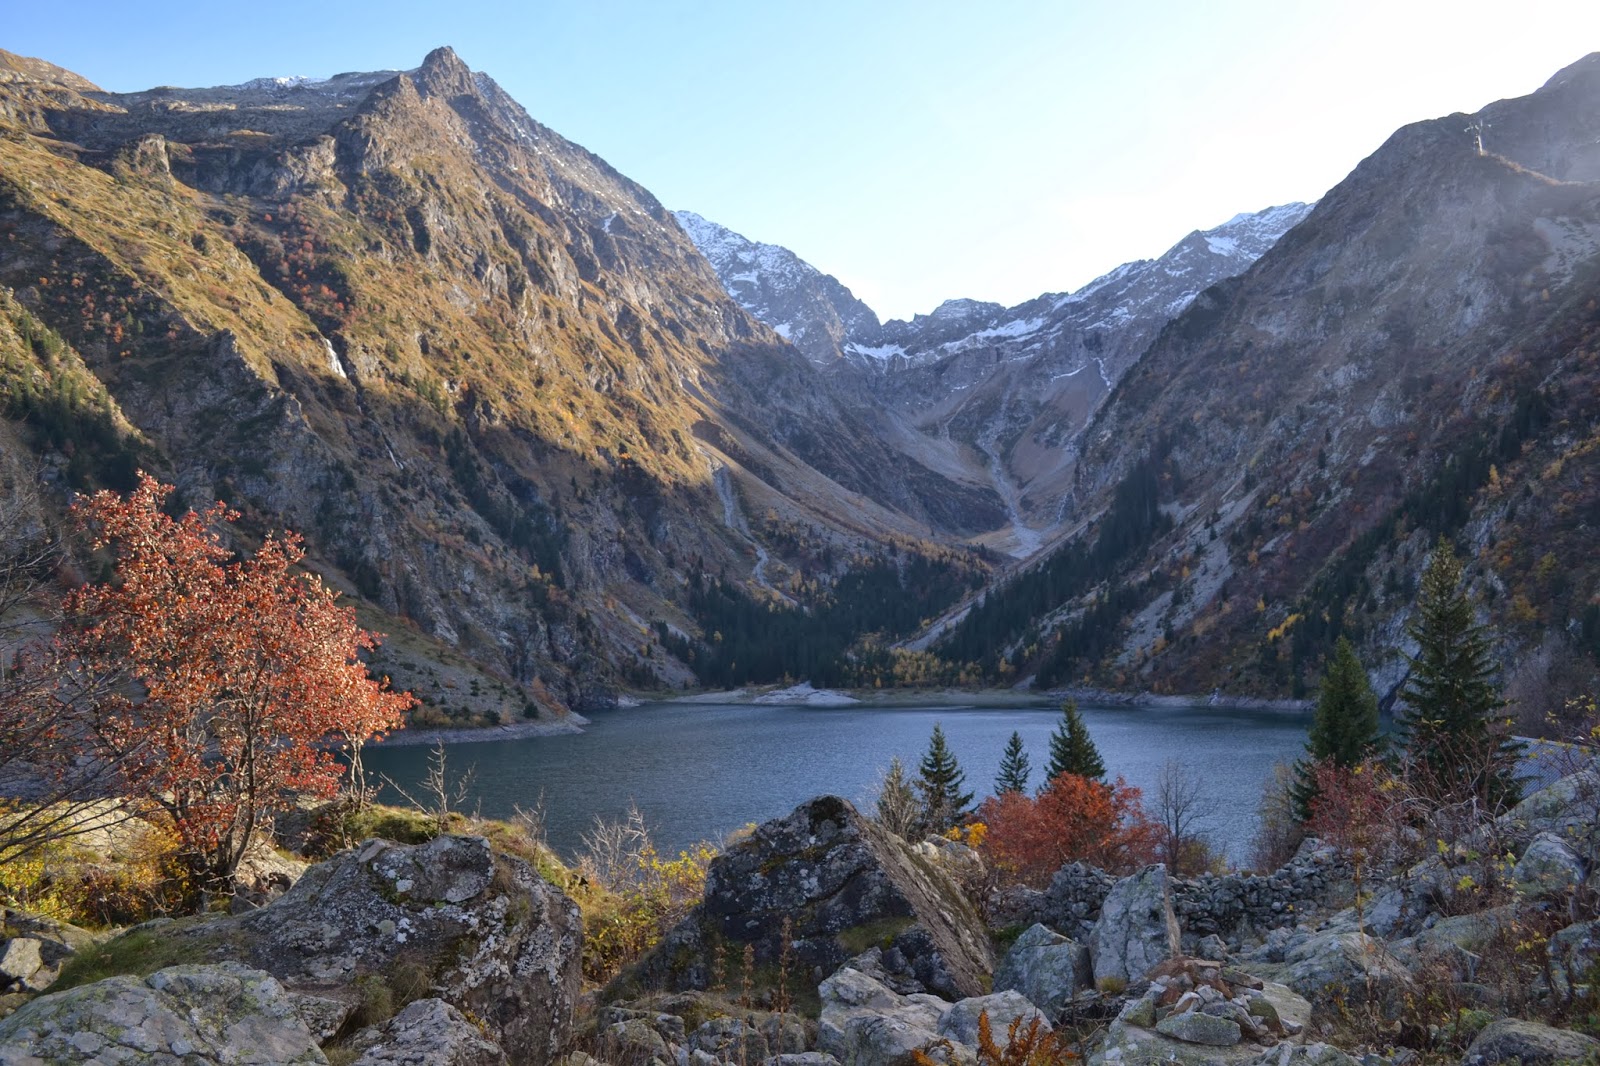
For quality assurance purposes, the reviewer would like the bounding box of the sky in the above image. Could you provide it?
[8,1,1600,320]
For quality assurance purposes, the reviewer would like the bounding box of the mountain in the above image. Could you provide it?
[672,211,881,368]
[0,46,998,713]
[682,201,1312,555]
[932,53,1600,714]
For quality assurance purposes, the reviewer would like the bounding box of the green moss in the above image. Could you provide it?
[836,916,916,956]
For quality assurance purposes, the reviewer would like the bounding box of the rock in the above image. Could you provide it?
[817,967,956,1066]
[1547,919,1600,1000]
[0,961,326,1064]
[1040,863,1117,940]
[937,991,1050,1047]
[1198,934,1231,961]
[768,1055,843,1066]
[134,834,581,1066]
[1155,1009,1243,1045]
[1511,833,1585,898]
[348,997,508,1065]
[993,924,1090,1019]
[0,908,97,994]
[1496,769,1600,855]
[1247,1043,1360,1066]
[1090,865,1181,984]
[1091,1017,1263,1066]
[639,797,993,1000]
[1461,1017,1600,1065]
[1250,931,1413,1016]
[912,839,985,884]
[604,1016,671,1060]
[0,940,43,993]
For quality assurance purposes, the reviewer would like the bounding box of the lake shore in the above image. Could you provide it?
[369,712,590,747]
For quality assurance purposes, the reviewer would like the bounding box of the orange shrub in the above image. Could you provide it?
[977,773,1158,886]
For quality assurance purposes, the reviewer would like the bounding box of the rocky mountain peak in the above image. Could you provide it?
[415,44,477,100]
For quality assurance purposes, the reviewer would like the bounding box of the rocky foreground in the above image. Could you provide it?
[2,774,1598,1066]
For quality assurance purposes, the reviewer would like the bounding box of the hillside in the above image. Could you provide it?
[0,46,998,712]
[933,53,1600,715]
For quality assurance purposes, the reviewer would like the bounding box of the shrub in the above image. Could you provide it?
[978,773,1157,887]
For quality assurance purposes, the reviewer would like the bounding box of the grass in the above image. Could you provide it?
[836,916,916,956]
[51,917,220,990]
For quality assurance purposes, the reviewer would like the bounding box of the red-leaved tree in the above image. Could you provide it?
[977,772,1158,886]
[51,474,413,898]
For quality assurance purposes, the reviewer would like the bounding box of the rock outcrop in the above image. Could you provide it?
[1461,1017,1600,1066]
[89,835,581,1066]
[0,961,327,1065]
[1089,865,1181,984]
[992,924,1091,1020]
[636,797,993,1000]
[346,997,510,1066]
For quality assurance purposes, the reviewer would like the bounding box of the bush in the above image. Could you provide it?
[977,773,1157,887]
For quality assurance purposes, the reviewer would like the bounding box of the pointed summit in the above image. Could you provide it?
[415,45,476,99]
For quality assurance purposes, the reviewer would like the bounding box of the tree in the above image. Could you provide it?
[1291,636,1383,821]
[1397,538,1521,810]
[977,772,1157,886]
[1045,700,1104,783]
[916,724,973,833]
[1154,759,1210,875]
[875,755,920,840]
[46,475,414,900]
[995,731,1031,795]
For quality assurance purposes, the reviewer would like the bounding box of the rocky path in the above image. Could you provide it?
[710,460,793,604]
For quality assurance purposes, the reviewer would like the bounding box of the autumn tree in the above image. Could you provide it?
[49,475,413,900]
[1397,538,1521,811]
[1044,700,1104,782]
[1292,636,1383,822]
[916,724,973,833]
[1154,758,1211,875]
[995,731,1031,795]
[977,772,1156,886]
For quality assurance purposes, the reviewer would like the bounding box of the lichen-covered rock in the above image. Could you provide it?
[1155,1009,1243,1045]
[119,835,581,1066]
[1511,832,1586,898]
[0,961,326,1064]
[1250,930,1412,1016]
[1246,1043,1359,1066]
[639,797,993,1000]
[1090,1017,1263,1066]
[1090,865,1181,984]
[347,997,508,1065]
[0,940,43,994]
[1547,918,1600,1000]
[1461,1017,1600,1065]
[993,924,1090,1020]
[0,907,99,995]
[936,991,1050,1047]
[817,967,955,1066]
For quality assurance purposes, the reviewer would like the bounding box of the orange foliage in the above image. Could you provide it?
[57,474,414,896]
[977,773,1158,886]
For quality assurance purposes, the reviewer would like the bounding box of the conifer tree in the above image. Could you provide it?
[996,731,1031,795]
[1398,538,1521,810]
[875,756,920,840]
[1045,700,1105,783]
[1291,636,1383,821]
[916,724,973,832]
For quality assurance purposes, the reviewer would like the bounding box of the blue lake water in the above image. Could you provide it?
[361,701,1310,866]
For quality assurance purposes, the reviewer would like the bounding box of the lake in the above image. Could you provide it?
[361,700,1310,867]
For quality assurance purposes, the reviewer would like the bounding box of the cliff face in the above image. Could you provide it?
[0,46,997,711]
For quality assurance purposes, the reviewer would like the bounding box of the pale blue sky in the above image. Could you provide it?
[8,1,1600,318]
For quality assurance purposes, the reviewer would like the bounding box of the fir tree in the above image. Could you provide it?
[996,731,1031,794]
[1291,636,1383,821]
[1045,700,1105,783]
[916,724,974,832]
[1398,538,1522,810]
[875,756,921,840]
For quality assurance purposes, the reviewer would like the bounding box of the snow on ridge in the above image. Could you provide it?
[846,342,906,361]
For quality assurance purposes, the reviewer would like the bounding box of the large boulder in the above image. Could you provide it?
[0,907,100,994]
[936,991,1049,1047]
[1511,832,1586,899]
[1548,918,1600,1000]
[347,997,509,1066]
[1090,865,1181,985]
[0,961,326,1064]
[817,967,955,1066]
[98,835,582,1066]
[1250,930,1413,1016]
[637,797,993,1000]
[1461,1017,1600,1066]
[992,924,1091,1020]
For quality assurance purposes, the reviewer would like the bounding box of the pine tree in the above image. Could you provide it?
[1291,636,1383,821]
[875,756,921,840]
[916,724,974,832]
[1045,700,1105,783]
[1398,538,1522,810]
[996,731,1031,795]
